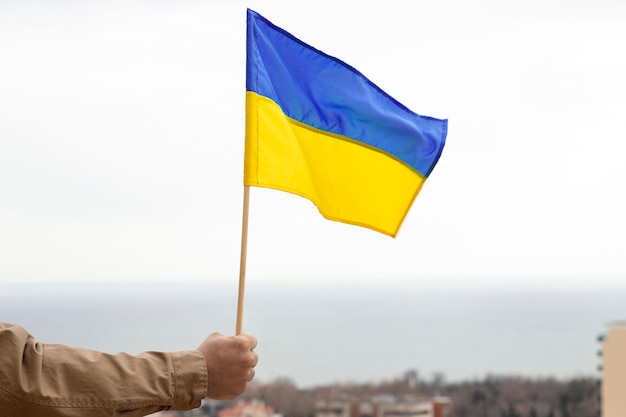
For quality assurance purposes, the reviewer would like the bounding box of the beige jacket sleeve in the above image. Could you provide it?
[0,322,207,417]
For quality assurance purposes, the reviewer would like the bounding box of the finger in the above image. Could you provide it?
[250,351,259,367]
[239,333,258,350]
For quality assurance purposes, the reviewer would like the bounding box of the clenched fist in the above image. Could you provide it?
[197,332,258,399]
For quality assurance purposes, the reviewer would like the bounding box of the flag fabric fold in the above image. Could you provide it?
[244,9,447,237]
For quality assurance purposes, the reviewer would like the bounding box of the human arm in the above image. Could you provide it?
[0,322,257,417]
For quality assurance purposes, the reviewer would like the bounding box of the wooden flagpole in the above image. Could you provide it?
[236,185,251,335]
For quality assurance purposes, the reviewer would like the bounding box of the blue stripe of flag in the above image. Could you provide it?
[246,9,447,177]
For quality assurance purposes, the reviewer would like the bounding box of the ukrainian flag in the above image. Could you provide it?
[244,9,447,237]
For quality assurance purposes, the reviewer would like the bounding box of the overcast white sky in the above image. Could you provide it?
[1,0,625,290]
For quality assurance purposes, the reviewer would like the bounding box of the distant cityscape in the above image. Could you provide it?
[151,322,626,417]
[3,283,625,417]
[150,370,595,417]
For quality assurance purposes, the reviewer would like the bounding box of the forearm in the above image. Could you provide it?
[0,322,207,417]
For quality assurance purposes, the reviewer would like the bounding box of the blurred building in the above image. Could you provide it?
[315,396,452,417]
[218,401,274,417]
[599,321,626,417]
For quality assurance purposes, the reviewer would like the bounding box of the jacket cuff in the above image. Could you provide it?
[169,350,207,410]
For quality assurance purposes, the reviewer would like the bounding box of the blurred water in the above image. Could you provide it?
[1,281,622,387]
